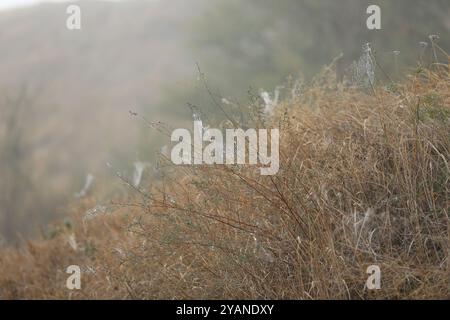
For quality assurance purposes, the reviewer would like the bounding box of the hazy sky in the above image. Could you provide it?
[0,0,132,11]
[0,0,71,10]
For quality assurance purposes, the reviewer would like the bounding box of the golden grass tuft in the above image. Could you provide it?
[0,65,449,299]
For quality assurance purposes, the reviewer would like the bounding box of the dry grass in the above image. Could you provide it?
[0,64,449,300]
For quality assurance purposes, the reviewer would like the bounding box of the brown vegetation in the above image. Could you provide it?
[0,63,448,299]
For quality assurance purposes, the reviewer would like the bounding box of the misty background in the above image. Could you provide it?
[0,0,449,245]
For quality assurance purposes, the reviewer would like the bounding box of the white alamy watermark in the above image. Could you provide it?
[366,5,381,30]
[66,5,81,30]
[170,121,279,175]
[66,265,81,290]
[366,265,381,290]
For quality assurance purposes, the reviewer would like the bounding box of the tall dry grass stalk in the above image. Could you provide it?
[0,62,449,299]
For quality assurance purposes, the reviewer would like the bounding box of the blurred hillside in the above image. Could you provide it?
[188,0,450,97]
[0,0,205,243]
[0,0,449,244]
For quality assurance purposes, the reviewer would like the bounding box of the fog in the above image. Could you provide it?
[0,0,448,245]
[0,0,69,10]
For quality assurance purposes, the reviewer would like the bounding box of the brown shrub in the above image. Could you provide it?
[0,65,448,299]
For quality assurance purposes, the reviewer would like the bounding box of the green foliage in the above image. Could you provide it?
[186,0,449,100]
